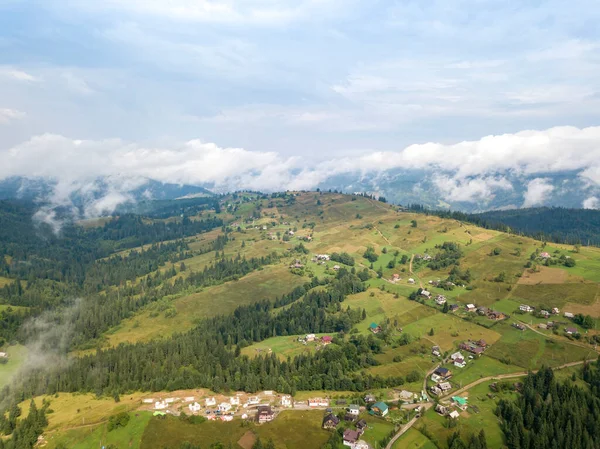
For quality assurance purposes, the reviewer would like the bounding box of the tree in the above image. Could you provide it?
[428,328,435,336]
[411,220,418,228]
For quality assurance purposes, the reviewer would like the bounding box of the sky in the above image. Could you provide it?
[1,0,600,210]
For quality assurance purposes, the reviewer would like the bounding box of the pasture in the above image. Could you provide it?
[104,264,308,346]
[0,344,27,389]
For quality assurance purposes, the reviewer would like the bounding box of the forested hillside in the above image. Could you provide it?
[0,191,599,449]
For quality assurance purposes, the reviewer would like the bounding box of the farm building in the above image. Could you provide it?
[230,396,240,405]
[564,312,575,318]
[465,304,476,312]
[343,429,361,446]
[565,327,579,335]
[322,335,333,345]
[369,323,381,334]
[256,406,275,423]
[188,402,201,413]
[322,413,340,430]
[218,402,232,413]
[520,304,534,313]
[347,404,360,416]
[281,395,292,407]
[435,295,447,305]
[449,410,460,419]
[205,397,216,407]
[370,401,389,417]
[512,323,526,331]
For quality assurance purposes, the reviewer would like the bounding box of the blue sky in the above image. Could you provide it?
[1,0,600,211]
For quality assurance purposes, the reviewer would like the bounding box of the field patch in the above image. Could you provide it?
[392,428,438,449]
[517,266,571,284]
[241,334,334,360]
[104,264,307,346]
[512,283,599,309]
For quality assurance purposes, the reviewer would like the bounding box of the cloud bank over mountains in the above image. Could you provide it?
[1,125,600,216]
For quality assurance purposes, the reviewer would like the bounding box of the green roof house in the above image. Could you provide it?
[452,396,468,407]
[371,401,388,417]
[369,323,381,334]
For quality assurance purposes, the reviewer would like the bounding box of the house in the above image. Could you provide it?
[565,327,579,335]
[449,304,459,312]
[356,419,367,431]
[291,262,304,269]
[333,265,341,271]
[263,390,274,396]
[399,390,415,402]
[369,323,381,334]
[281,395,292,407]
[454,358,466,368]
[421,289,431,298]
[220,415,233,422]
[552,307,560,315]
[154,401,167,410]
[540,310,550,318]
[256,405,275,423]
[538,323,548,329]
[452,396,468,409]
[219,402,232,413]
[142,398,154,404]
[306,334,316,342]
[288,230,295,236]
[450,352,464,361]
[477,306,489,316]
[316,254,331,261]
[308,398,329,407]
[408,278,415,284]
[371,401,389,417]
[343,429,361,446]
[189,402,201,413]
[336,399,348,405]
[476,340,487,348]
[322,335,333,345]
[564,312,575,318]
[487,311,506,320]
[247,396,260,405]
[540,252,551,259]
[434,367,452,379]
[345,413,358,422]
[364,394,376,403]
[165,398,176,404]
[512,323,526,331]
[432,346,441,357]
[435,295,447,305]
[520,304,534,313]
[449,410,460,419]
[430,386,442,396]
[466,304,476,312]
[322,413,340,430]
[392,273,400,281]
[229,396,240,405]
[183,396,195,402]
[205,397,216,407]
[438,382,452,392]
[435,404,448,415]
[348,404,360,416]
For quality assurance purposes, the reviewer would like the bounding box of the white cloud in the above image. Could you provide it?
[583,196,599,209]
[0,67,38,82]
[0,108,26,124]
[523,178,555,207]
[3,125,600,219]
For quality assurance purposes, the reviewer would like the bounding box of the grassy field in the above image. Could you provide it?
[47,412,152,449]
[241,334,335,360]
[392,428,437,449]
[138,410,330,449]
[360,414,395,448]
[104,264,308,346]
[512,283,599,310]
[0,344,27,389]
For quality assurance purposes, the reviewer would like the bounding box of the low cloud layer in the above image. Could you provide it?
[2,125,600,219]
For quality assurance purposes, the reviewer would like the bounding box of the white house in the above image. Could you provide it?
[142,398,154,404]
[221,415,234,421]
[408,278,415,284]
[520,304,534,313]
[247,396,260,405]
[347,404,360,416]
[205,397,217,407]
[454,358,466,368]
[449,410,460,419]
[564,312,574,318]
[154,401,167,410]
[230,396,240,405]
[308,398,329,407]
[399,390,415,402]
[281,395,292,407]
[263,390,274,396]
[438,382,452,392]
[421,290,431,298]
[317,254,331,261]
[218,402,232,413]
[352,441,370,449]
[435,295,447,305]
[306,334,316,342]
[466,304,476,312]
[450,352,464,361]
[552,308,560,315]
[184,396,195,402]
[189,402,201,413]
[0,352,8,358]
